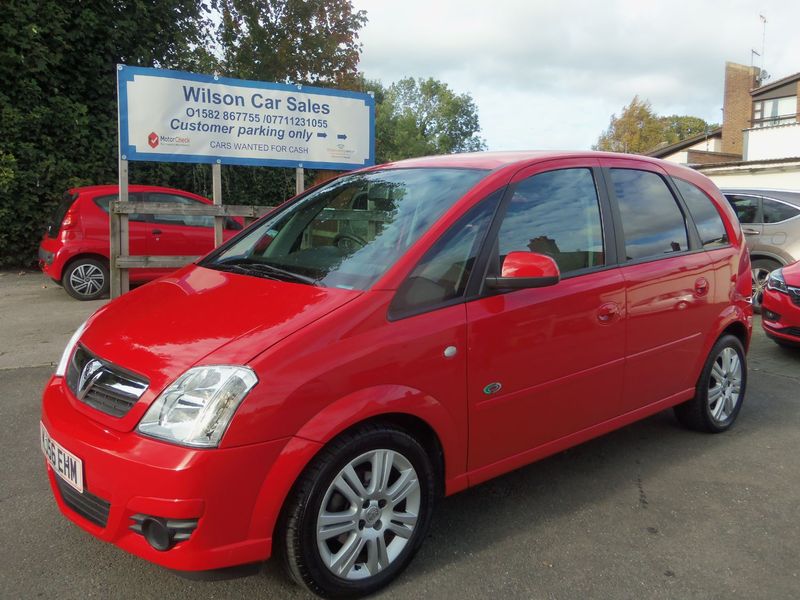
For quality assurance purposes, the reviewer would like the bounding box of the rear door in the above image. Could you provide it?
[144,192,216,258]
[91,192,149,257]
[760,196,800,257]
[603,159,715,411]
[725,194,763,251]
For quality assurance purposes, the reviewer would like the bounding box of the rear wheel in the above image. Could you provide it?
[63,258,108,301]
[280,424,436,598]
[751,258,781,313]
[674,334,747,433]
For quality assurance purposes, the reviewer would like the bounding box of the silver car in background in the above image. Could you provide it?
[723,189,800,311]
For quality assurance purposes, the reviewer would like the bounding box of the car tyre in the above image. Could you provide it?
[63,257,109,301]
[674,334,747,433]
[279,423,437,598]
[751,258,781,313]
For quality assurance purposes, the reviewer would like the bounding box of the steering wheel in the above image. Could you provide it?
[333,233,367,251]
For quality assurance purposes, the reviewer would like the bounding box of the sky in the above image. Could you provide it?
[350,0,800,151]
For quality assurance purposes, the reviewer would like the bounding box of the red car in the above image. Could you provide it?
[40,152,752,597]
[761,260,800,347]
[38,185,242,300]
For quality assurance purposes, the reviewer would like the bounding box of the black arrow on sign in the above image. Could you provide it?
[337,134,348,140]
[316,132,327,138]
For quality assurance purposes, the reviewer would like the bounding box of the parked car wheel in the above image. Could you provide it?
[63,257,109,301]
[280,423,436,598]
[674,334,747,433]
[751,258,781,313]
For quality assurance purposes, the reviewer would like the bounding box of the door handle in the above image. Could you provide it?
[151,229,162,235]
[694,277,709,296]
[597,302,620,323]
[741,228,760,235]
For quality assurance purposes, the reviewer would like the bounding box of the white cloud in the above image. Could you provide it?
[352,0,800,150]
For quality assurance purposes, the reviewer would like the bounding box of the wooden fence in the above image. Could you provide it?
[108,201,275,297]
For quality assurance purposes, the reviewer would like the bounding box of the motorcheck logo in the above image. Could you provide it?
[148,132,159,148]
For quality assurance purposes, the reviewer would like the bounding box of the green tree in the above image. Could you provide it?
[594,97,715,154]
[214,0,367,87]
[0,0,370,266]
[0,0,215,267]
[593,96,666,154]
[367,77,486,163]
[659,115,718,145]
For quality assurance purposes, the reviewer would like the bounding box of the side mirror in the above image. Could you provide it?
[485,251,561,289]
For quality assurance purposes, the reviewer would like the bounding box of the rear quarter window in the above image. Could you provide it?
[673,179,729,248]
[762,198,800,223]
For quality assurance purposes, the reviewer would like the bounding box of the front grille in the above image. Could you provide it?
[55,476,111,528]
[66,345,148,418]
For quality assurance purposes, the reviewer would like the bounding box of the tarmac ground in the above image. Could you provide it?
[1,270,798,599]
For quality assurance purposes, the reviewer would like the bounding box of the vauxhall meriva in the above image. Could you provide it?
[41,152,752,597]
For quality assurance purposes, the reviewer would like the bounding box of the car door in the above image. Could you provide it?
[91,192,149,257]
[760,196,800,258]
[466,160,626,473]
[145,192,216,258]
[603,159,715,412]
[725,194,763,251]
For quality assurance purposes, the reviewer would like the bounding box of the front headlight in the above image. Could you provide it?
[137,366,258,448]
[767,269,789,294]
[55,319,88,377]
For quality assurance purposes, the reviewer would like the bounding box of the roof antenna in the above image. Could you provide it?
[757,14,770,85]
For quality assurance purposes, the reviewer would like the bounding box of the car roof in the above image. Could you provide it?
[68,184,208,200]
[377,150,672,171]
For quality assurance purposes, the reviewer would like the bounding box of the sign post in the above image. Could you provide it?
[113,65,374,297]
[118,65,375,170]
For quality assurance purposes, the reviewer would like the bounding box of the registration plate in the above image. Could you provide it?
[40,422,84,493]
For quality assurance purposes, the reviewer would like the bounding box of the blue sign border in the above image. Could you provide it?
[117,65,375,170]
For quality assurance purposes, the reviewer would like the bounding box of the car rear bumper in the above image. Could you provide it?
[40,375,290,571]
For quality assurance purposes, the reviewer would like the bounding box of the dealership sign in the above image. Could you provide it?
[117,65,375,169]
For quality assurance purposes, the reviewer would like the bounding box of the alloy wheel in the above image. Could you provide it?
[751,266,772,310]
[69,263,105,297]
[316,449,421,580]
[707,346,743,424]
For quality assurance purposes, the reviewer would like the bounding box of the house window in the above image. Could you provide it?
[753,96,797,127]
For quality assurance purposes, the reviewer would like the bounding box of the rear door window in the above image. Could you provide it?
[93,193,147,222]
[147,193,214,228]
[673,179,729,248]
[762,198,800,223]
[725,195,761,224]
[609,169,688,261]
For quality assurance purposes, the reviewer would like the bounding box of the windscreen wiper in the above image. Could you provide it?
[243,262,319,286]
[215,258,318,286]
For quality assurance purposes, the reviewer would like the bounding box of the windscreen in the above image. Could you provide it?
[200,168,487,290]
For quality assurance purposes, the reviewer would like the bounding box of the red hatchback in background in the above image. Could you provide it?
[41,152,752,597]
[38,185,243,300]
[761,260,800,348]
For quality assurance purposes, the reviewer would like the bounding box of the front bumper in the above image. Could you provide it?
[41,376,291,571]
[761,288,800,344]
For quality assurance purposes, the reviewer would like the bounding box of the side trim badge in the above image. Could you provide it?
[483,382,502,395]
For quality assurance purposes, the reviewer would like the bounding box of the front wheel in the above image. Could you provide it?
[280,424,436,598]
[751,258,781,313]
[674,334,747,433]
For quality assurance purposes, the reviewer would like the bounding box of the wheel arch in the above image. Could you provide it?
[246,387,466,558]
